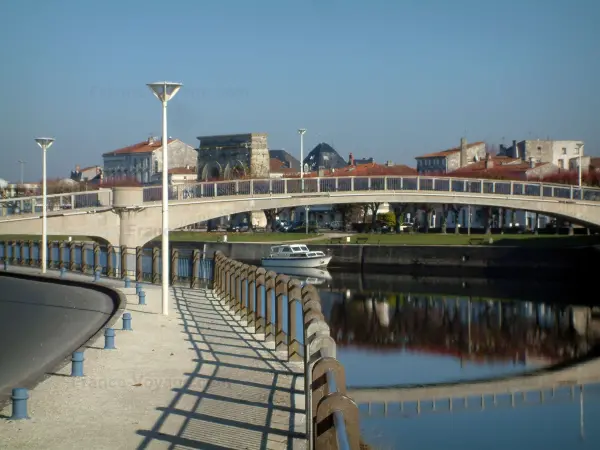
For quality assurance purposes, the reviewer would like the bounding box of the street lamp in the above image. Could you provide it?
[298,128,306,178]
[576,142,584,193]
[35,137,54,274]
[147,81,182,316]
[17,160,26,185]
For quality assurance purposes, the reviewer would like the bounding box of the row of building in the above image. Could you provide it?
[1,133,594,230]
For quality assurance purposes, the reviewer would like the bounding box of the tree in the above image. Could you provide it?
[440,204,450,234]
[332,204,362,229]
[390,203,410,232]
[446,204,461,234]
[367,202,382,227]
[263,208,278,232]
[377,212,396,228]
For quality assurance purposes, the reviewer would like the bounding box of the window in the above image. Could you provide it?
[154,161,159,173]
[574,147,580,155]
[562,148,567,155]
[558,160,564,169]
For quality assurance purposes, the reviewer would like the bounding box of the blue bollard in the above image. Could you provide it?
[60,267,66,278]
[10,388,29,420]
[136,282,142,295]
[124,277,131,288]
[122,312,132,331]
[94,270,101,282]
[71,351,84,377]
[104,328,116,349]
[138,290,146,305]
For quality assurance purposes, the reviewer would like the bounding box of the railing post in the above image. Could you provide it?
[170,248,178,286]
[246,265,258,330]
[254,268,266,335]
[192,249,200,288]
[287,279,303,361]
[120,245,128,279]
[107,245,114,277]
[510,181,514,195]
[275,274,289,353]
[69,241,76,272]
[264,271,276,344]
[80,243,87,273]
[27,240,34,267]
[417,176,420,191]
[152,247,160,284]
[58,241,65,270]
[136,246,143,282]
[93,243,100,275]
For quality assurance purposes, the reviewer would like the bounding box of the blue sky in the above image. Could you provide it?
[0,0,598,181]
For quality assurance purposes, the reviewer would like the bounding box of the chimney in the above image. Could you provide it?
[512,140,518,159]
[485,153,493,169]
[348,152,355,166]
[386,160,394,167]
[460,138,468,167]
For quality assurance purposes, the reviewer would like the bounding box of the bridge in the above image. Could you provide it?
[1,175,600,247]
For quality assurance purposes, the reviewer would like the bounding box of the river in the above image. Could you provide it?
[285,268,600,449]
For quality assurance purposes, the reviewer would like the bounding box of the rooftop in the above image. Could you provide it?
[269,158,296,174]
[306,162,418,177]
[416,141,485,159]
[450,155,551,178]
[102,138,175,157]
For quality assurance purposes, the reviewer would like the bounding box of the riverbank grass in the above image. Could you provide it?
[311,233,600,248]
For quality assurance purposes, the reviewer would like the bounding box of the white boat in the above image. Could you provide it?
[261,244,332,269]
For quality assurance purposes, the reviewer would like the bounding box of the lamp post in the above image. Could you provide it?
[35,138,54,274]
[298,129,306,193]
[147,81,182,316]
[576,143,584,198]
[17,160,26,185]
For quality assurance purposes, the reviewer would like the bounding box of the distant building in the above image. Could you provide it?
[450,154,559,180]
[102,137,196,184]
[269,158,297,178]
[269,150,300,172]
[347,153,374,166]
[498,139,586,171]
[196,133,270,180]
[302,143,347,172]
[415,139,486,174]
[150,166,197,185]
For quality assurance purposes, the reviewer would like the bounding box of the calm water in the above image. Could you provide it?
[286,269,600,450]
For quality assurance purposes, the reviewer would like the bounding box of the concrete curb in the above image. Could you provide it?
[0,271,127,412]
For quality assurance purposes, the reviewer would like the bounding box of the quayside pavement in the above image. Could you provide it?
[0,267,306,450]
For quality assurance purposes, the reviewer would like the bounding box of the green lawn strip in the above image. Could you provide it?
[309,233,600,248]
[157,231,323,243]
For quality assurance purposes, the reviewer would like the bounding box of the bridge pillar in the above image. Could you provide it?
[113,187,146,272]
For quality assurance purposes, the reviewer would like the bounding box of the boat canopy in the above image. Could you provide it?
[270,244,310,254]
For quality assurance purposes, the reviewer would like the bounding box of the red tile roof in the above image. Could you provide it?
[416,141,485,159]
[169,167,196,175]
[300,162,418,177]
[449,155,550,179]
[102,139,176,157]
[270,158,296,174]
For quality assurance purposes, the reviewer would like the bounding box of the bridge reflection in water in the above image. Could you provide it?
[314,283,600,447]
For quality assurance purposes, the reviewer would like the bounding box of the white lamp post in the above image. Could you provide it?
[576,143,584,193]
[17,160,26,185]
[147,81,182,316]
[298,129,306,192]
[35,137,54,274]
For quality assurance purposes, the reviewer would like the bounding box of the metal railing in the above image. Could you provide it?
[212,251,361,449]
[0,240,213,287]
[0,190,113,218]
[142,176,600,203]
[3,176,600,219]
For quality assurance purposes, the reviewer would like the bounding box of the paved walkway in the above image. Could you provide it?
[0,268,306,449]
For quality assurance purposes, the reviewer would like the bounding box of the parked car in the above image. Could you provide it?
[398,222,414,232]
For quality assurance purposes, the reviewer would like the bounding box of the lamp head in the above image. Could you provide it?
[298,128,307,135]
[35,138,55,149]
[147,81,183,102]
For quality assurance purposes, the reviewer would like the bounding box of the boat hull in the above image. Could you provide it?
[261,255,332,269]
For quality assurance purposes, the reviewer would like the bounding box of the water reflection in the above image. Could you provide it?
[310,274,600,449]
[262,266,332,286]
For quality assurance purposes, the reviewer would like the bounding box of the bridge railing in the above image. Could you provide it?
[141,176,600,203]
[0,240,213,287]
[0,190,113,218]
[212,251,361,450]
